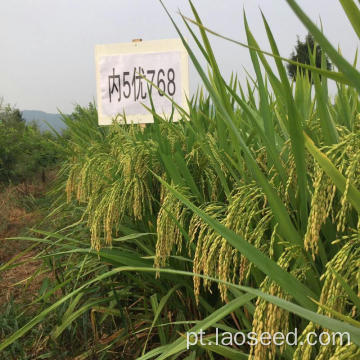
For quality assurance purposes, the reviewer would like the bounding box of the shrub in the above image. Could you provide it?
[0,102,60,184]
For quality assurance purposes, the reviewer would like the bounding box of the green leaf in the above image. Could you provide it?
[329,267,360,311]
[339,0,360,40]
[244,14,276,148]
[181,14,352,86]
[142,285,182,355]
[125,267,360,349]
[285,0,360,93]
[51,297,110,340]
[141,292,255,360]
[304,132,360,213]
[261,12,309,234]
[163,1,308,253]
[196,342,248,360]
[310,298,360,328]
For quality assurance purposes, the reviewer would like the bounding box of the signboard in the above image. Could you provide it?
[95,38,189,125]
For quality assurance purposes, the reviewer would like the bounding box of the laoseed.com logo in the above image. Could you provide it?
[186,328,351,349]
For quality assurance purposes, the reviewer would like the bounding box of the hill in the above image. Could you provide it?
[22,110,66,133]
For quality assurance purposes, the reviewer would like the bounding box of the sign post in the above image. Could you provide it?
[95,38,189,125]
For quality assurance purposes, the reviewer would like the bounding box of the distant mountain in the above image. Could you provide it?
[22,110,67,133]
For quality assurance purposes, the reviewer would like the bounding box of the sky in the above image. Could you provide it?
[0,0,359,114]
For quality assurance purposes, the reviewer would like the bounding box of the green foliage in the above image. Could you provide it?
[287,33,332,81]
[0,102,60,183]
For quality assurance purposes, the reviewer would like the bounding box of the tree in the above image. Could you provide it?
[287,33,332,81]
[0,99,25,129]
[0,101,59,183]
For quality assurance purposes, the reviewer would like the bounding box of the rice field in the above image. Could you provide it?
[1,1,360,359]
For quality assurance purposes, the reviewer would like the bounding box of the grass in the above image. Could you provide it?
[0,0,360,359]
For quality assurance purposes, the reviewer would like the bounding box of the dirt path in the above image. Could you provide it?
[0,185,49,304]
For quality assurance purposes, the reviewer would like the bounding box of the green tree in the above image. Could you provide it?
[0,99,25,129]
[0,101,59,183]
[287,33,332,81]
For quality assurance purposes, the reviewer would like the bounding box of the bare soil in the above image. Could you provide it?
[0,182,50,304]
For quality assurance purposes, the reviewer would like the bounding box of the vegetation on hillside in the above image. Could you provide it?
[0,0,359,359]
[0,101,60,184]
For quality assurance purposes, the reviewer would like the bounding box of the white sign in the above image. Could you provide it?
[95,39,189,125]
